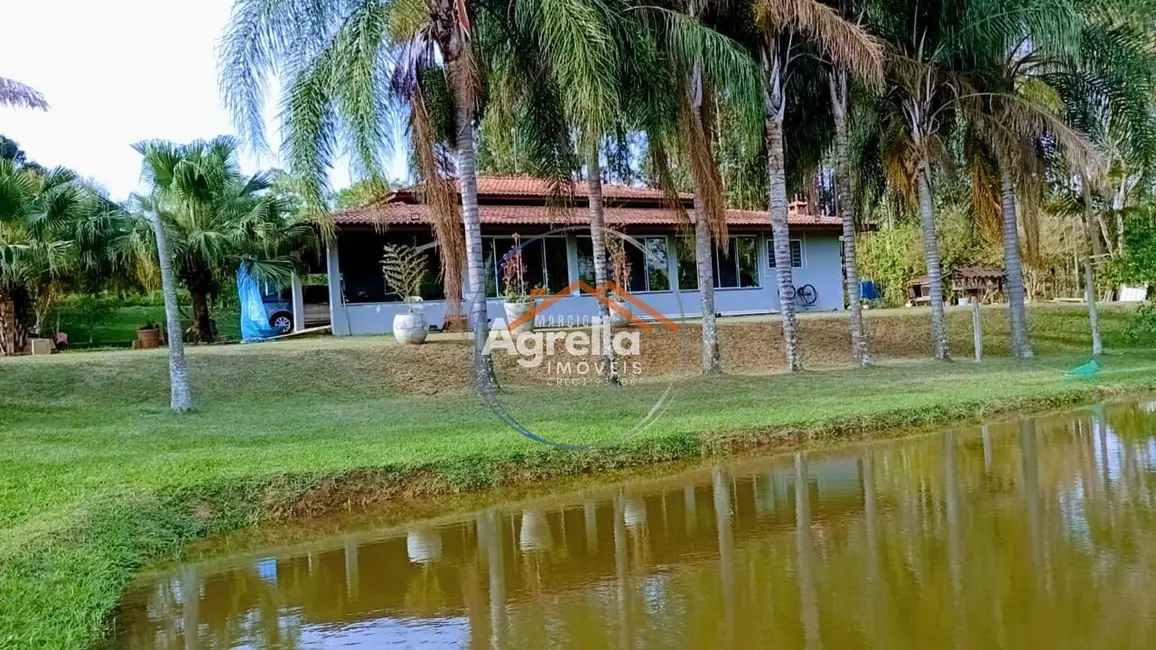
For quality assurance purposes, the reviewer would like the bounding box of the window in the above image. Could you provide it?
[767,239,803,269]
[673,235,759,290]
[714,235,759,288]
[644,237,671,292]
[577,236,671,292]
[487,236,570,298]
[676,237,698,290]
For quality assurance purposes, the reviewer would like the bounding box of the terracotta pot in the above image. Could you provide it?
[137,327,162,349]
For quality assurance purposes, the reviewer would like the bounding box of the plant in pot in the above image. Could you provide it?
[382,244,430,344]
[502,236,535,334]
[138,320,163,349]
[606,236,632,327]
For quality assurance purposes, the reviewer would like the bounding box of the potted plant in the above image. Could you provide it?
[137,320,163,349]
[502,236,535,334]
[381,244,429,344]
[606,237,632,327]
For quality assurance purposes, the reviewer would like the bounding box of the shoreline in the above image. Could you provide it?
[43,379,1156,647]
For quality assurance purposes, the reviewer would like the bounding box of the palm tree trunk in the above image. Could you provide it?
[829,71,868,367]
[916,164,950,360]
[148,214,192,411]
[586,143,618,381]
[189,288,214,343]
[693,193,721,374]
[999,164,1032,358]
[766,115,801,371]
[450,60,497,388]
[1081,175,1103,356]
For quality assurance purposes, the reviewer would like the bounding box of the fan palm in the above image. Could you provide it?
[0,76,48,110]
[129,137,316,344]
[0,161,119,354]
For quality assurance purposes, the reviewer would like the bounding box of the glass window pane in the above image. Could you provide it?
[676,236,698,290]
[737,236,759,287]
[484,239,499,298]
[645,237,670,292]
[543,237,570,294]
[623,240,647,292]
[715,239,738,288]
[576,237,596,286]
[518,238,545,294]
[791,240,803,267]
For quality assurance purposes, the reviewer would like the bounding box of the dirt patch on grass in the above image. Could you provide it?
[370,310,1018,393]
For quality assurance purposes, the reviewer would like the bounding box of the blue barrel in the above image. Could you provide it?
[859,280,878,301]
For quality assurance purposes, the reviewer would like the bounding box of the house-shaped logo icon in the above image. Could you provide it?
[507,281,681,333]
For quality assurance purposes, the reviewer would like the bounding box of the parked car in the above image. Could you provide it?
[261,286,332,333]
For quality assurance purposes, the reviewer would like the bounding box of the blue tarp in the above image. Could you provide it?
[860,280,879,301]
[237,262,281,342]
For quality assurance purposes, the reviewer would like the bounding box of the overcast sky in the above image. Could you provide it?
[2,0,405,201]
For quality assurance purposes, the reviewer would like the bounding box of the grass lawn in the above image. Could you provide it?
[1,304,1154,648]
[52,305,241,348]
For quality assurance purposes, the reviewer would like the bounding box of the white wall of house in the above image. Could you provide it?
[329,231,846,336]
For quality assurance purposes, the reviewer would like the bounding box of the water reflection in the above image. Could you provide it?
[114,400,1156,649]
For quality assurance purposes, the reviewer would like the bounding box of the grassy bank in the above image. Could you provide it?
[1,304,1153,647]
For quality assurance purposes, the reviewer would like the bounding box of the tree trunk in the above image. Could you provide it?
[148,213,193,411]
[1081,175,1103,356]
[693,193,721,374]
[587,143,618,382]
[189,288,214,344]
[766,115,801,371]
[450,59,498,389]
[916,164,950,360]
[829,70,869,367]
[999,164,1032,358]
[686,62,720,375]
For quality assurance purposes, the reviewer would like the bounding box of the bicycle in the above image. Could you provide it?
[781,284,818,307]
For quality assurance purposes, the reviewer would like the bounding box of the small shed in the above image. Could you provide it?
[908,267,1005,305]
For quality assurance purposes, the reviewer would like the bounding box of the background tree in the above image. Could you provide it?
[129,137,316,343]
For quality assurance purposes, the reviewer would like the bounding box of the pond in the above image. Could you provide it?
[112,399,1156,649]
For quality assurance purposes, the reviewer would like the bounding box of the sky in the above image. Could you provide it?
[2,0,406,201]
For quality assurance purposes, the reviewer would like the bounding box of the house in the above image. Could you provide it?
[322,176,847,336]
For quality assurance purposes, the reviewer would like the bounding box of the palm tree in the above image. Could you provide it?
[751,0,883,371]
[131,137,316,343]
[0,161,118,353]
[0,76,48,110]
[141,198,193,412]
[867,0,962,361]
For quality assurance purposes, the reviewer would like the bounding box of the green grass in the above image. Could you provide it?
[52,305,241,348]
[1,304,1154,648]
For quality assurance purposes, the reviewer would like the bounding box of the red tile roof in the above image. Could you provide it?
[335,202,842,229]
[392,175,695,202]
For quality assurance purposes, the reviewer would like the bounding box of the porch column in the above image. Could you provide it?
[290,272,306,333]
[665,234,680,292]
[326,244,352,336]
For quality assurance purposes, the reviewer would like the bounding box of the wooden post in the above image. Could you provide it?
[971,294,982,362]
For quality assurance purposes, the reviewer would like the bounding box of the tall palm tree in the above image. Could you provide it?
[141,197,193,412]
[0,76,48,110]
[130,137,315,343]
[751,0,883,371]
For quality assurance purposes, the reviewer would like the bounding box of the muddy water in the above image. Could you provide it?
[113,399,1156,649]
